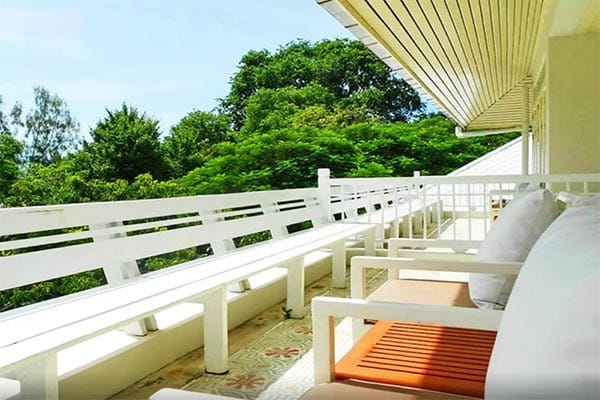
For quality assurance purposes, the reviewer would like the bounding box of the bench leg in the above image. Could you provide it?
[331,240,346,288]
[12,354,58,400]
[202,286,228,374]
[364,226,376,256]
[286,257,305,319]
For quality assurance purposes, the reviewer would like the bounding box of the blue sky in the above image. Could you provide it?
[0,1,353,137]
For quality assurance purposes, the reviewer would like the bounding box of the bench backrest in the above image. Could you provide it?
[0,188,326,291]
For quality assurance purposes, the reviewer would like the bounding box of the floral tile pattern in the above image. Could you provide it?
[183,311,317,399]
[111,267,387,400]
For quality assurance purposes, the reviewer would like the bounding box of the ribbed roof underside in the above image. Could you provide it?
[318,0,548,130]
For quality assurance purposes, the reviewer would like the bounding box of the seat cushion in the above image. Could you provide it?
[300,380,478,399]
[469,189,559,309]
[335,321,497,398]
[368,279,476,308]
[485,204,600,399]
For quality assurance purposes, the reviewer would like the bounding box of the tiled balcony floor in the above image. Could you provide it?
[109,268,388,400]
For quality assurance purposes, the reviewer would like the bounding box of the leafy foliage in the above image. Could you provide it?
[0,270,107,313]
[179,127,357,193]
[86,104,167,181]
[162,110,232,178]
[221,39,423,130]
[0,133,23,200]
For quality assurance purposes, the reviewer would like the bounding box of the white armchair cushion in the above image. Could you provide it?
[469,189,558,309]
[485,204,600,399]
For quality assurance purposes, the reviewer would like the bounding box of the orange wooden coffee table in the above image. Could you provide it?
[335,321,497,398]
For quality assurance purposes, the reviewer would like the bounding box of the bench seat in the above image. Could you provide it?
[0,222,374,399]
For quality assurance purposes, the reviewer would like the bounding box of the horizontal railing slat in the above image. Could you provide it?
[0,188,317,236]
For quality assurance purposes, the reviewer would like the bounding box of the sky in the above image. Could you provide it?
[0,1,353,137]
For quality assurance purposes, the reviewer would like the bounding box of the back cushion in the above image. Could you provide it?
[469,189,559,309]
[485,204,600,399]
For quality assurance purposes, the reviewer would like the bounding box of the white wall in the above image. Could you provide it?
[546,32,600,174]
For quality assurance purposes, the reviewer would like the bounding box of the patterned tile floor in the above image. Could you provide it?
[111,268,387,400]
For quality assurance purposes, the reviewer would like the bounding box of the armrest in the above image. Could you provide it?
[311,296,502,384]
[388,238,482,256]
[350,256,522,299]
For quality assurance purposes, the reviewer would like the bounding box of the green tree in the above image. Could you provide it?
[162,111,232,178]
[87,104,167,181]
[11,87,80,165]
[240,83,336,135]
[0,96,24,199]
[0,133,23,199]
[179,127,357,194]
[345,116,520,176]
[0,95,11,135]
[221,39,423,130]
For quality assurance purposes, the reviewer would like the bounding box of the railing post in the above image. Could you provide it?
[318,168,332,223]
[522,81,530,175]
[89,222,157,335]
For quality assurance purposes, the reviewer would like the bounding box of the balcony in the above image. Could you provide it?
[2,0,599,398]
[1,166,598,399]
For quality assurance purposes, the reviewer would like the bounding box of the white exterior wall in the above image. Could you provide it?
[545,32,600,174]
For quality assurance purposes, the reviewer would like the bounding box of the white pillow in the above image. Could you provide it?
[486,203,600,399]
[469,189,559,309]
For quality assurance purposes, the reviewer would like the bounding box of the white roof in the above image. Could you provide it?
[449,137,529,176]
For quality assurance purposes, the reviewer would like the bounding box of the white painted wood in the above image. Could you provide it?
[312,296,503,331]
[350,256,522,276]
[363,225,376,257]
[0,224,373,352]
[317,168,332,223]
[8,354,59,400]
[388,238,482,255]
[330,240,346,288]
[285,257,305,319]
[0,378,20,400]
[90,222,156,336]
[312,314,335,385]
[0,182,377,392]
[201,286,228,374]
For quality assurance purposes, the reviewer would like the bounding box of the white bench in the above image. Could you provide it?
[0,188,375,399]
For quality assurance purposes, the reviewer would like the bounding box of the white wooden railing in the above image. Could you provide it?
[318,169,600,241]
